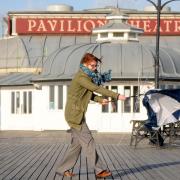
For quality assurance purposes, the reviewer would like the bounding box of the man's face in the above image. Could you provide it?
[85,60,98,72]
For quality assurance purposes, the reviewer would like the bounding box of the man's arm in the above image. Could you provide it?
[77,74,126,101]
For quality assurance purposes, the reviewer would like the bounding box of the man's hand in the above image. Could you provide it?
[101,99,109,105]
[118,94,126,101]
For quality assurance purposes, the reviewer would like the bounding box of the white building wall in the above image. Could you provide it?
[0,84,149,132]
[1,87,34,130]
[34,85,69,131]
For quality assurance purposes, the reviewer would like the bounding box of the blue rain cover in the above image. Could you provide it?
[142,89,180,130]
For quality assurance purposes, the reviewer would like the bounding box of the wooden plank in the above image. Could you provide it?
[28,144,59,180]
[100,144,122,180]
[7,144,48,179]
[0,144,29,168]
[1,132,180,180]
[19,143,56,179]
[0,144,37,177]
[37,144,65,180]
[140,147,180,179]
[119,145,153,180]
[47,144,68,180]
[116,147,165,180]
[97,144,115,180]
[123,145,156,180]
[109,145,138,180]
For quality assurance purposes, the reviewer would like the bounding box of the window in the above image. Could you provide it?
[16,92,20,114]
[102,86,109,113]
[160,85,165,89]
[11,91,32,114]
[113,32,124,37]
[133,86,140,113]
[11,92,15,114]
[49,85,64,110]
[58,85,63,109]
[111,86,118,113]
[167,85,174,89]
[100,33,108,38]
[129,32,136,38]
[102,86,118,113]
[28,92,32,113]
[123,86,140,113]
[23,92,27,113]
[124,86,131,113]
[49,85,55,109]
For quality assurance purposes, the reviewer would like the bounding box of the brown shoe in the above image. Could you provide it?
[96,170,112,178]
[64,171,75,177]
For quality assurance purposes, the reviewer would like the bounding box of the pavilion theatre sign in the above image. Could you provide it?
[15,17,180,35]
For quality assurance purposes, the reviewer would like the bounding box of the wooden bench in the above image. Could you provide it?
[130,119,148,147]
[163,121,180,146]
[130,119,163,148]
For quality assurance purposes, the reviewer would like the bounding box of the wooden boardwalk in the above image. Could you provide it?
[0,131,180,180]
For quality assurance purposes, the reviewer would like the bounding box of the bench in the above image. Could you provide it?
[130,119,163,148]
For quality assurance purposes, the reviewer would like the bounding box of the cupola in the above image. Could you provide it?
[92,9,144,43]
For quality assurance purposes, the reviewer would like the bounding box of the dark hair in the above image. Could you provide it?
[80,53,102,64]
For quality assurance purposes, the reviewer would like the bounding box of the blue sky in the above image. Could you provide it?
[0,0,180,15]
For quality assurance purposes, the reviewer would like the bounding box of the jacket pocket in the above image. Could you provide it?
[65,103,84,125]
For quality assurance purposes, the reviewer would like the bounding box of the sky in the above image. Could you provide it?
[0,0,180,15]
[0,0,180,37]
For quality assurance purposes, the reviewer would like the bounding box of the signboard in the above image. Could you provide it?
[129,19,180,35]
[14,17,180,35]
[16,18,107,35]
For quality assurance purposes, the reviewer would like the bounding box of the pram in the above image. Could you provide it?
[143,88,180,146]
[130,88,180,147]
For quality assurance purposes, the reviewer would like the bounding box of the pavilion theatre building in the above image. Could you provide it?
[0,4,179,132]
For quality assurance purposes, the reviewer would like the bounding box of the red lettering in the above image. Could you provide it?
[47,20,57,31]
[67,20,76,32]
[15,18,180,35]
[142,20,151,32]
[163,20,172,32]
[77,20,82,32]
[128,20,141,28]
[83,20,95,32]
[59,20,65,32]
[174,20,180,32]
[37,20,47,32]
[28,19,36,32]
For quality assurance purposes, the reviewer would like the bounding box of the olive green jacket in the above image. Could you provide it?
[65,69,119,130]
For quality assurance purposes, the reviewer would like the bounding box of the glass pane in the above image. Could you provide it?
[49,85,55,109]
[58,85,63,109]
[160,85,165,89]
[111,86,118,113]
[11,92,15,114]
[133,86,140,113]
[167,85,174,89]
[28,91,32,113]
[124,86,131,113]
[100,33,108,38]
[16,92,20,114]
[23,92,27,114]
[102,86,109,113]
[113,32,124,37]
